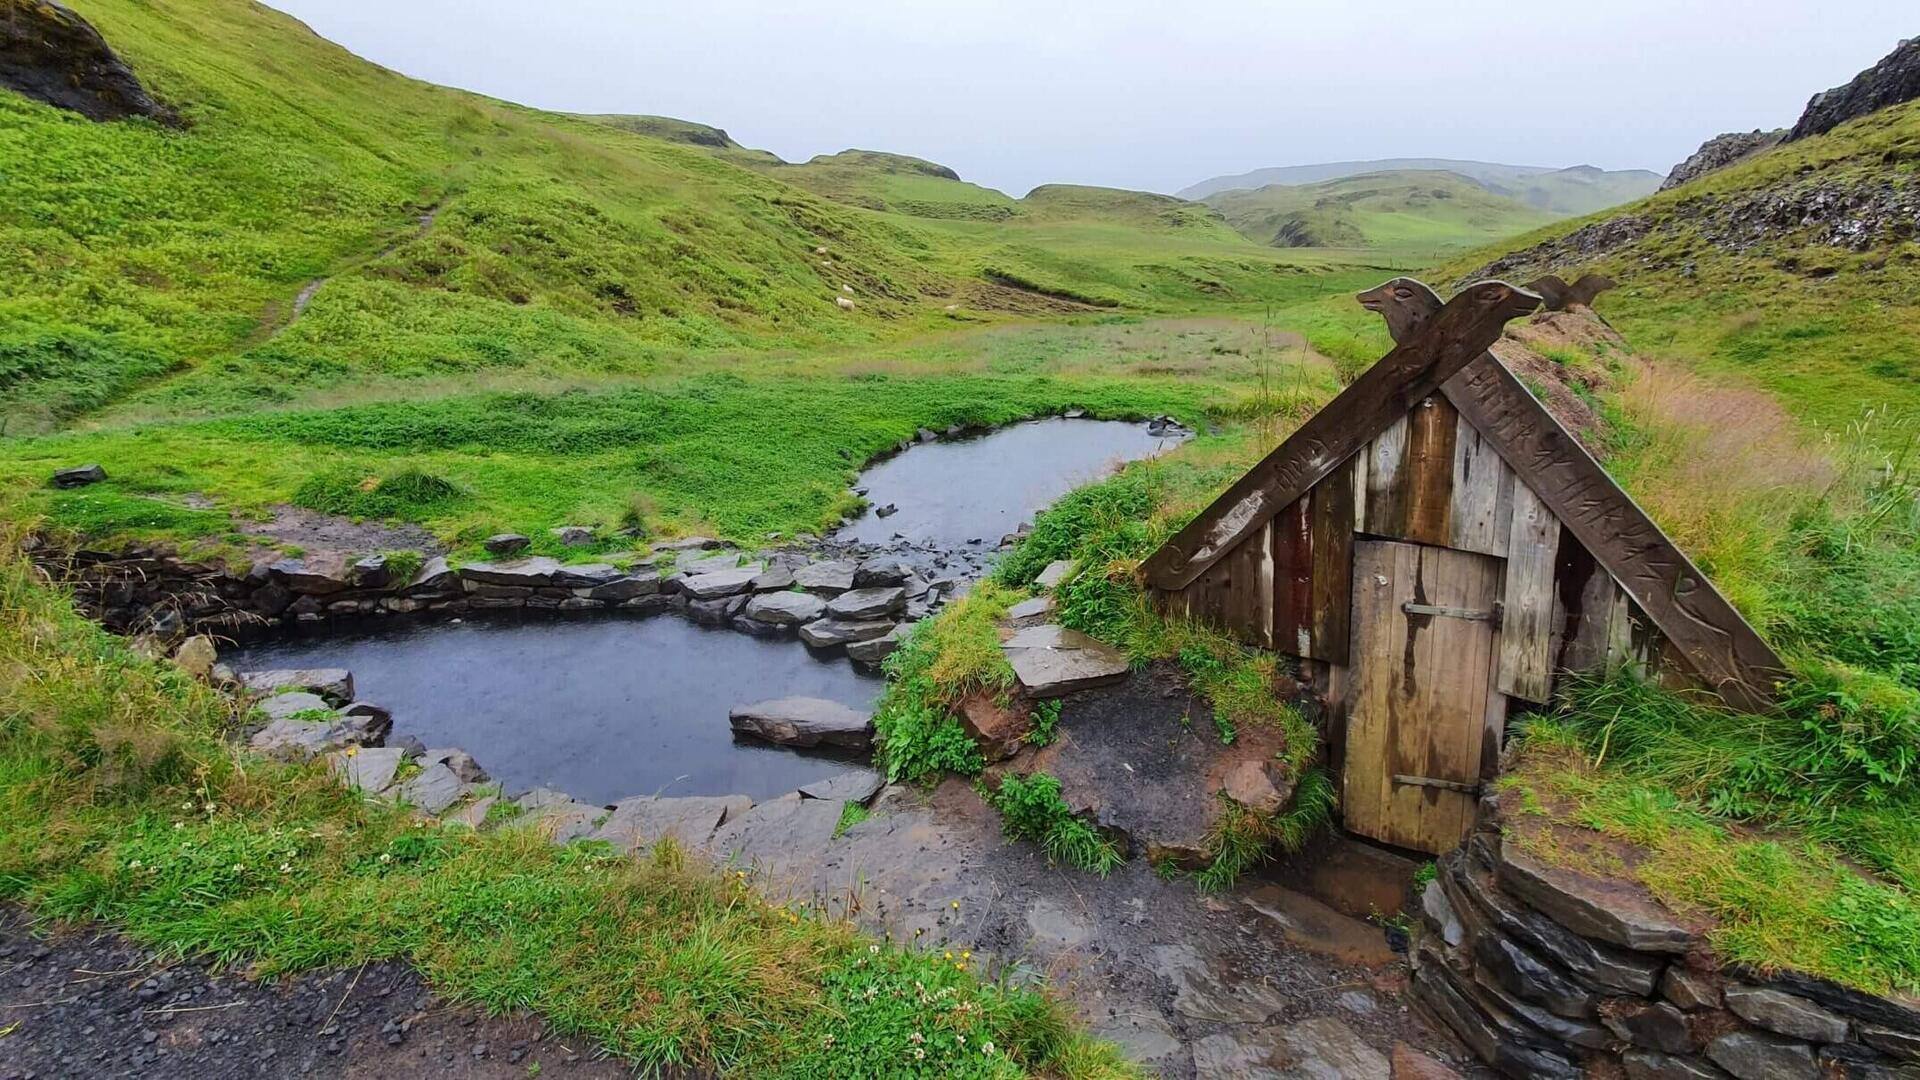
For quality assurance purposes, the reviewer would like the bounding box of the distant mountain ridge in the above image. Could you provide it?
[1201,169,1561,256]
[1179,158,1661,217]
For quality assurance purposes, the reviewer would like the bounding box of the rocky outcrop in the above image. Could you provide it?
[1412,824,1920,1079]
[1659,129,1784,191]
[1788,37,1920,141]
[2,0,177,123]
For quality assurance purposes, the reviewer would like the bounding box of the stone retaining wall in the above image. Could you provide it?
[1412,818,1920,1079]
[37,543,951,672]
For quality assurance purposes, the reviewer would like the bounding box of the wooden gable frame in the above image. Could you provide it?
[1141,278,1784,712]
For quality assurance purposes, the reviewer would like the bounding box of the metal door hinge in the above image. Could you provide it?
[1393,774,1481,795]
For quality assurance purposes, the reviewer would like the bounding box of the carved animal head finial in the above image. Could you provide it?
[1526,274,1573,311]
[1459,279,1544,325]
[1356,277,1443,344]
[1568,272,1617,309]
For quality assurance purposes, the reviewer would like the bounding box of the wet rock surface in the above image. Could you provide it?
[1002,623,1130,696]
[1788,36,1920,141]
[0,907,634,1080]
[728,696,874,750]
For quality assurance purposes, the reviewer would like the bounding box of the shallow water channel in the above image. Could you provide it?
[835,418,1182,547]
[233,615,881,804]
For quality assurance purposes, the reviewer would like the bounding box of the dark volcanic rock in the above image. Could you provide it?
[1789,37,1920,141]
[1472,931,1596,1019]
[1706,1029,1817,1079]
[1723,985,1850,1043]
[50,462,106,487]
[1496,841,1696,954]
[483,533,530,555]
[1,1,177,123]
[1660,129,1784,190]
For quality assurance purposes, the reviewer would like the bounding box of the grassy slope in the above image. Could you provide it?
[1441,98,1920,432]
[1202,170,1561,259]
[0,0,1398,557]
[0,0,1346,431]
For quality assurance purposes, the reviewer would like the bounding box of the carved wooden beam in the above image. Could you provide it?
[1361,281,1783,710]
[1140,278,1540,591]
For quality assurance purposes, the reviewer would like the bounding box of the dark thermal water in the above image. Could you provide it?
[835,418,1181,547]
[232,614,881,805]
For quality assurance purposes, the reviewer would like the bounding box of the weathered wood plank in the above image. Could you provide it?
[1401,395,1458,545]
[1352,279,1785,710]
[1497,483,1561,702]
[1271,500,1312,656]
[1553,531,1616,675]
[1308,457,1356,665]
[1363,414,1408,536]
[1141,280,1543,590]
[1344,542,1400,844]
[1347,540,1498,854]
[1449,412,1512,556]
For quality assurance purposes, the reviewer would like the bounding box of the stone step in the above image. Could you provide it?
[1000,623,1128,697]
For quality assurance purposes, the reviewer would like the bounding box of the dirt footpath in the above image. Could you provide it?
[0,908,639,1080]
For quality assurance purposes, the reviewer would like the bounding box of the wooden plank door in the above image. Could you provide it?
[1344,540,1502,854]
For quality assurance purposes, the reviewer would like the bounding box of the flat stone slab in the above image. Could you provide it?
[680,568,759,600]
[729,696,873,750]
[1151,942,1289,1024]
[1242,885,1397,967]
[853,555,913,587]
[798,769,883,804]
[845,626,906,668]
[327,746,408,793]
[585,575,660,601]
[825,586,905,620]
[1004,595,1055,626]
[799,619,894,648]
[1497,840,1696,954]
[706,793,845,875]
[239,667,355,704]
[590,795,752,854]
[793,560,856,592]
[459,557,562,587]
[1034,559,1075,590]
[742,591,828,626]
[397,762,466,815]
[550,563,622,587]
[1191,1017,1389,1079]
[677,551,748,576]
[257,691,334,722]
[1002,624,1129,697]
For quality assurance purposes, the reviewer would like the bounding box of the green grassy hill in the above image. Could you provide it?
[1201,170,1561,258]
[1444,97,1920,433]
[0,0,1353,433]
[1180,157,1661,215]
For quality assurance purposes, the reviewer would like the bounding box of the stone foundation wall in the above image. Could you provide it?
[1412,823,1920,1079]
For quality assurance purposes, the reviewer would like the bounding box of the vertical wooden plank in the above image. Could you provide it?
[1232,524,1273,648]
[1324,661,1350,780]
[1364,414,1409,536]
[1402,396,1459,545]
[1350,440,1370,534]
[1271,499,1312,656]
[1554,532,1616,676]
[1448,412,1512,556]
[1497,484,1561,702]
[1343,541,1398,844]
[1309,457,1356,665]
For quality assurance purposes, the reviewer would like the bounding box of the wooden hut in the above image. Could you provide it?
[1139,278,1782,855]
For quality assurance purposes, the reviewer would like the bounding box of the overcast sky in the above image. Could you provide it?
[267,1,1909,196]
